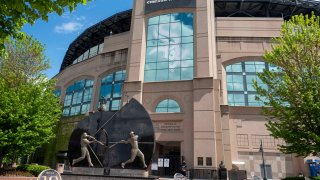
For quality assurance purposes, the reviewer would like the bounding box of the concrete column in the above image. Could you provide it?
[91,76,101,112]
[220,105,233,169]
[194,0,216,78]
[124,0,145,103]
[192,0,220,169]
[193,78,216,168]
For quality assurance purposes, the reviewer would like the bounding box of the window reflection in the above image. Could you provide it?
[54,89,61,97]
[63,79,94,116]
[155,99,181,113]
[226,61,271,106]
[145,12,194,82]
[99,70,126,111]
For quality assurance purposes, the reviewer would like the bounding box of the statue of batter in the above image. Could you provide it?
[120,131,147,169]
[72,132,104,167]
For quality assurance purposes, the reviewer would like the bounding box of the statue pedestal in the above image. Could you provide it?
[110,168,149,177]
[61,168,155,180]
[71,167,105,175]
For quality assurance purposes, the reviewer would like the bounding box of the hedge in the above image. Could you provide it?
[16,164,50,176]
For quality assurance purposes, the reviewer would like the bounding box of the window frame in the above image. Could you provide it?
[63,79,94,116]
[99,70,126,111]
[155,99,181,113]
[226,61,272,107]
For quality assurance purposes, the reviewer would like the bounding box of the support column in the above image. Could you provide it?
[220,105,233,169]
[124,0,146,103]
[193,0,220,169]
[91,77,101,112]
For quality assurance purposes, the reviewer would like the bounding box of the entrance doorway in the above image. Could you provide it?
[153,142,181,177]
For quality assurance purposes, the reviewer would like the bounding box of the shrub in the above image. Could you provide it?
[17,164,50,176]
[311,177,320,180]
[282,177,305,180]
[0,168,33,177]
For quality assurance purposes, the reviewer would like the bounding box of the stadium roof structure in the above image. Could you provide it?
[215,0,320,18]
[59,9,132,72]
[60,1,320,72]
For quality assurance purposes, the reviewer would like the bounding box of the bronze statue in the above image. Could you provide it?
[72,132,104,167]
[120,131,147,168]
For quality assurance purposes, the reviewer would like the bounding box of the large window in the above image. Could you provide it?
[226,61,272,106]
[63,79,94,116]
[99,70,126,111]
[155,99,181,113]
[144,12,194,82]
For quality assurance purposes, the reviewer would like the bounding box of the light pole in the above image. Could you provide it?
[259,140,267,180]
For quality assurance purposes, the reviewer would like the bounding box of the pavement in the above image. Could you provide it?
[0,178,37,180]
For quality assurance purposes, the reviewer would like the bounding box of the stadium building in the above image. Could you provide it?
[51,0,320,178]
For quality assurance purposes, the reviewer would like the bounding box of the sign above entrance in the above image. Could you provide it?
[145,0,196,14]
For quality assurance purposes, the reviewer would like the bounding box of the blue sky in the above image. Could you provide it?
[23,0,133,78]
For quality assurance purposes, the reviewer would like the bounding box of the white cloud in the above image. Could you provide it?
[61,12,86,21]
[54,22,83,34]
[75,16,86,21]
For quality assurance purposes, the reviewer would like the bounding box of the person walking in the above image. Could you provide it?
[180,160,187,176]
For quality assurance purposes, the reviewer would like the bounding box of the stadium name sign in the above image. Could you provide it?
[145,0,196,14]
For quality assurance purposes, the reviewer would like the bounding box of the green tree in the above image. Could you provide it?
[254,13,320,156]
[0,34,62,165]
[0,0,91,49]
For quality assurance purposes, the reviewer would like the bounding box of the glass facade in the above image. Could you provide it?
[226,61,271,106]
[54,89,61,97]
[63,79,94,116]
[144,12,194,82]
[99,70,126,111]
[155,99,181,113]
[73,43,104,64]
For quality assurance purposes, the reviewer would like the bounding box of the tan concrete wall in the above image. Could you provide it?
[225,107,299,179]
[55,32,129,112]
[143,81,194,164]
[215,17,305,178]
[215,17,282,105]
[103,32,130,53]
[216,17,282,38]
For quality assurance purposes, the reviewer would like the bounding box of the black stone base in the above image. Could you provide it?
[70,167,105,175]
[110,168,148,177]
[62,168,156,180]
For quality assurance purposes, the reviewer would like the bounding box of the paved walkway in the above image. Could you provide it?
[0,178,37,180]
